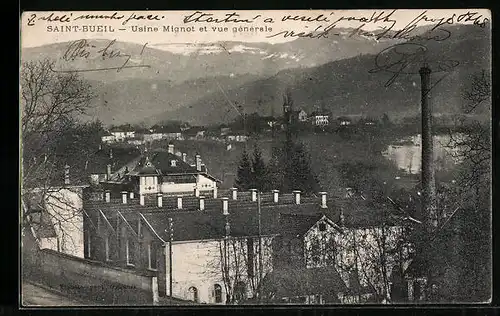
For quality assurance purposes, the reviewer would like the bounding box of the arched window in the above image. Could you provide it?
[188,286,199,302]
[214,284,222,303]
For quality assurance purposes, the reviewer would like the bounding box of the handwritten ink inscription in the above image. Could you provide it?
[26,12,165,27]
[55,39,150,73]
[369,43,460,87]
[266,10,489,42]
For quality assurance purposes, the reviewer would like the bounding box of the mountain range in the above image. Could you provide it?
[21,24,490,126]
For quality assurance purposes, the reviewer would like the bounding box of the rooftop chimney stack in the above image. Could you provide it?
[177,196,183,209]
[105,190,111,203]
[319,192,327,208]
[106,164,112,181]
[222,197,229,215]
[225,220,231,237]
[250,189,257,202]
[64,164,70,185]
[121,191,128,204]
[129,192,134,199]
[199,196,205,211]
[231,187,238,200]
[182,152,187,162]
[419,65,438,229]
[272,189,279,203]
[157,193,163,208]
[168,144,175,154]
[195,154,202,171]
[140,194,145,206]
[293,190,301,205]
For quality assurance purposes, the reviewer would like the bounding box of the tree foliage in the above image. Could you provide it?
[234,150,254,191]
[282,141,319,194]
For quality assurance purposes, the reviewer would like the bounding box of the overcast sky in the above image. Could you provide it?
[21,9,490,50]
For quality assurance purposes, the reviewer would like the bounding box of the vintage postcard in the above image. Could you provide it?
[20,10,492,306]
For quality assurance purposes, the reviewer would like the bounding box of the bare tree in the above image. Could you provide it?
[446,70,491,203]
[301,214,413,304]
[205,236,273,304]
[20,58,96,250]
[333,223,413,303]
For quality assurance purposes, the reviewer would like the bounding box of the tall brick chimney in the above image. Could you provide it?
[168,144,174,155]
[419,66,437,229]
[182,152,187,162]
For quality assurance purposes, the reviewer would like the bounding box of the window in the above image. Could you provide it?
[214,284,222,303]
[148,243,157,270]
[145,177,155,186]
[126,238,135,266]
[188,286,199,302]
[247,238,254,277]
[318,223,326,232]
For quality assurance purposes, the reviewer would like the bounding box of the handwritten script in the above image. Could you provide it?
[266,10,488,42]
[52,39,150,73]
[369,43,460,87]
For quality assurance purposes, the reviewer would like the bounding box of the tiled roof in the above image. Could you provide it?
[310,111,330,117]
[151,126,182,133]
[130,150,198,176]
[109,126,135,132]
[86,147,141,175]
[277,213,324,237]
[83,188,403,243]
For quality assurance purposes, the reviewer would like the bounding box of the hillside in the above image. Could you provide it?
[21,30,401,125]
[163,25,490,125]
[21,24,490,126]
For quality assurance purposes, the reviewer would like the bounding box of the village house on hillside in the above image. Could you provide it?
[310,111,330,127]
[101,131,116,144]
[109,125,136,142]
[183,126,206,140]
[358,117,378,127]
[337,116,353,126]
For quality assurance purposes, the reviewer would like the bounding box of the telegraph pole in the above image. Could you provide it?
[419,65,438,230]
[168,217,173,298]
[257,191,263,301]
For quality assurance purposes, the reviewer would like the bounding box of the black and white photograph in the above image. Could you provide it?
[20,9,492,306]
